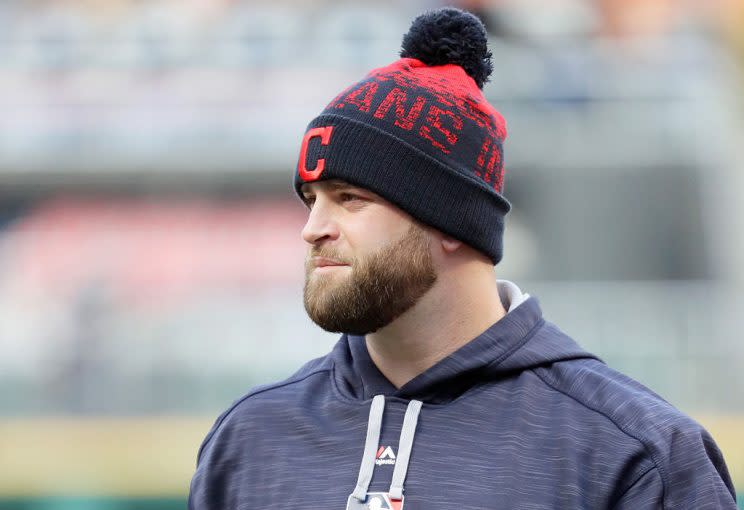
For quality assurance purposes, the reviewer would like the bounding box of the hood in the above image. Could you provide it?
[330,280,599,405]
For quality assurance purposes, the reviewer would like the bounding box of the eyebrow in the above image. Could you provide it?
[300,181,362,196]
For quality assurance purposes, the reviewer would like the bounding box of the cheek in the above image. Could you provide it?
[353,216,409,247]
[347,230,388,259]
[341,203,416,255]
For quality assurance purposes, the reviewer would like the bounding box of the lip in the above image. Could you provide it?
[312,257,349,268]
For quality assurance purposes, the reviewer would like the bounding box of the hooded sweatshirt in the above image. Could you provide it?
[189,281,737,509]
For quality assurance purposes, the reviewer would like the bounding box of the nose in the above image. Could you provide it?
[301,199,340,246]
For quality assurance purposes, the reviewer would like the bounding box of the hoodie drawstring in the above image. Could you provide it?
[351,395,422,502]
[389,399,422,499]
[351,395,386,500]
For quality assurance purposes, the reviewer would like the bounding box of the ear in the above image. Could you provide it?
[441,235,463,253]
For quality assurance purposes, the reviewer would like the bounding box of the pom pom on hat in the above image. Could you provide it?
[400,7,493,89]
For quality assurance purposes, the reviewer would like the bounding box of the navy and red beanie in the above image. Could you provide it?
[293,7,511,265]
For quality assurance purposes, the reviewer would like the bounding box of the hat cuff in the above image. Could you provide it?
[293,114,511,265]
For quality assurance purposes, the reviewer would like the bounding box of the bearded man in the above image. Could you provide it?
[189,7,736,510]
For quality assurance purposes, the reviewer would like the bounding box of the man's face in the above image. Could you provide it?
[300,179,437,335]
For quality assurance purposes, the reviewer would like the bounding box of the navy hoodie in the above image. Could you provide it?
[189,281,737,509]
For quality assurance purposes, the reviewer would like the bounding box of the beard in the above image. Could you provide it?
[303,223,437,335]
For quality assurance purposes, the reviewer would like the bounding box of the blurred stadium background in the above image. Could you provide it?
[0,0,743,508]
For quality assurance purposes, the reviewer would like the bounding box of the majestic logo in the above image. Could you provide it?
[346,493,404,510]
[298,125,334,182]
[375,445,396,466]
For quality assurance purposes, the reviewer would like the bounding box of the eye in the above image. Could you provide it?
[303,196,315,208]
[340,193,361,203]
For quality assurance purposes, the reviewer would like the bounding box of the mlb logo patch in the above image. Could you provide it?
[346,493,404,510]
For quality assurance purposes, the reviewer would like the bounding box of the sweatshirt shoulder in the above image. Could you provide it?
[195,353,333,463]
[531,322,737,507]
[530,321,693,436]
[230,353,332,408]
[534,349,693,447]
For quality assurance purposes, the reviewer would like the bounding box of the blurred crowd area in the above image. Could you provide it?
[0,0,743,507]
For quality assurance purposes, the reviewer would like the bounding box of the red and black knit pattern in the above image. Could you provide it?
[328,58,506,192]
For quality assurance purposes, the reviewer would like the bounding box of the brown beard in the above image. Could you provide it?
[303,223,437,335]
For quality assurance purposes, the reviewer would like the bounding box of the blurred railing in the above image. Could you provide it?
[1,279,742,416]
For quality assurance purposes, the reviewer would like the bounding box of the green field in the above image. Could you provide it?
[0,498,185,510]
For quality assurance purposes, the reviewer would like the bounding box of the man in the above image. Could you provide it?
[189,7,737,509]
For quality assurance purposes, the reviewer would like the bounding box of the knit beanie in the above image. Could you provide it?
[293,7,511,265]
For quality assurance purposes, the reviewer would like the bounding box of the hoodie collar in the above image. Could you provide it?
[331,280,598,404]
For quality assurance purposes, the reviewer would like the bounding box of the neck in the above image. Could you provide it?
[365,263,507,389]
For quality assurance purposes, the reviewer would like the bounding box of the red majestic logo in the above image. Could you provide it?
[298,126,334,182]
[376,445,396,466]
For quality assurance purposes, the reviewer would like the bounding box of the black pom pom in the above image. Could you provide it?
[400,7,493,89]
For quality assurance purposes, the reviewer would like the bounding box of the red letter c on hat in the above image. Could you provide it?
[298,126,334,182]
